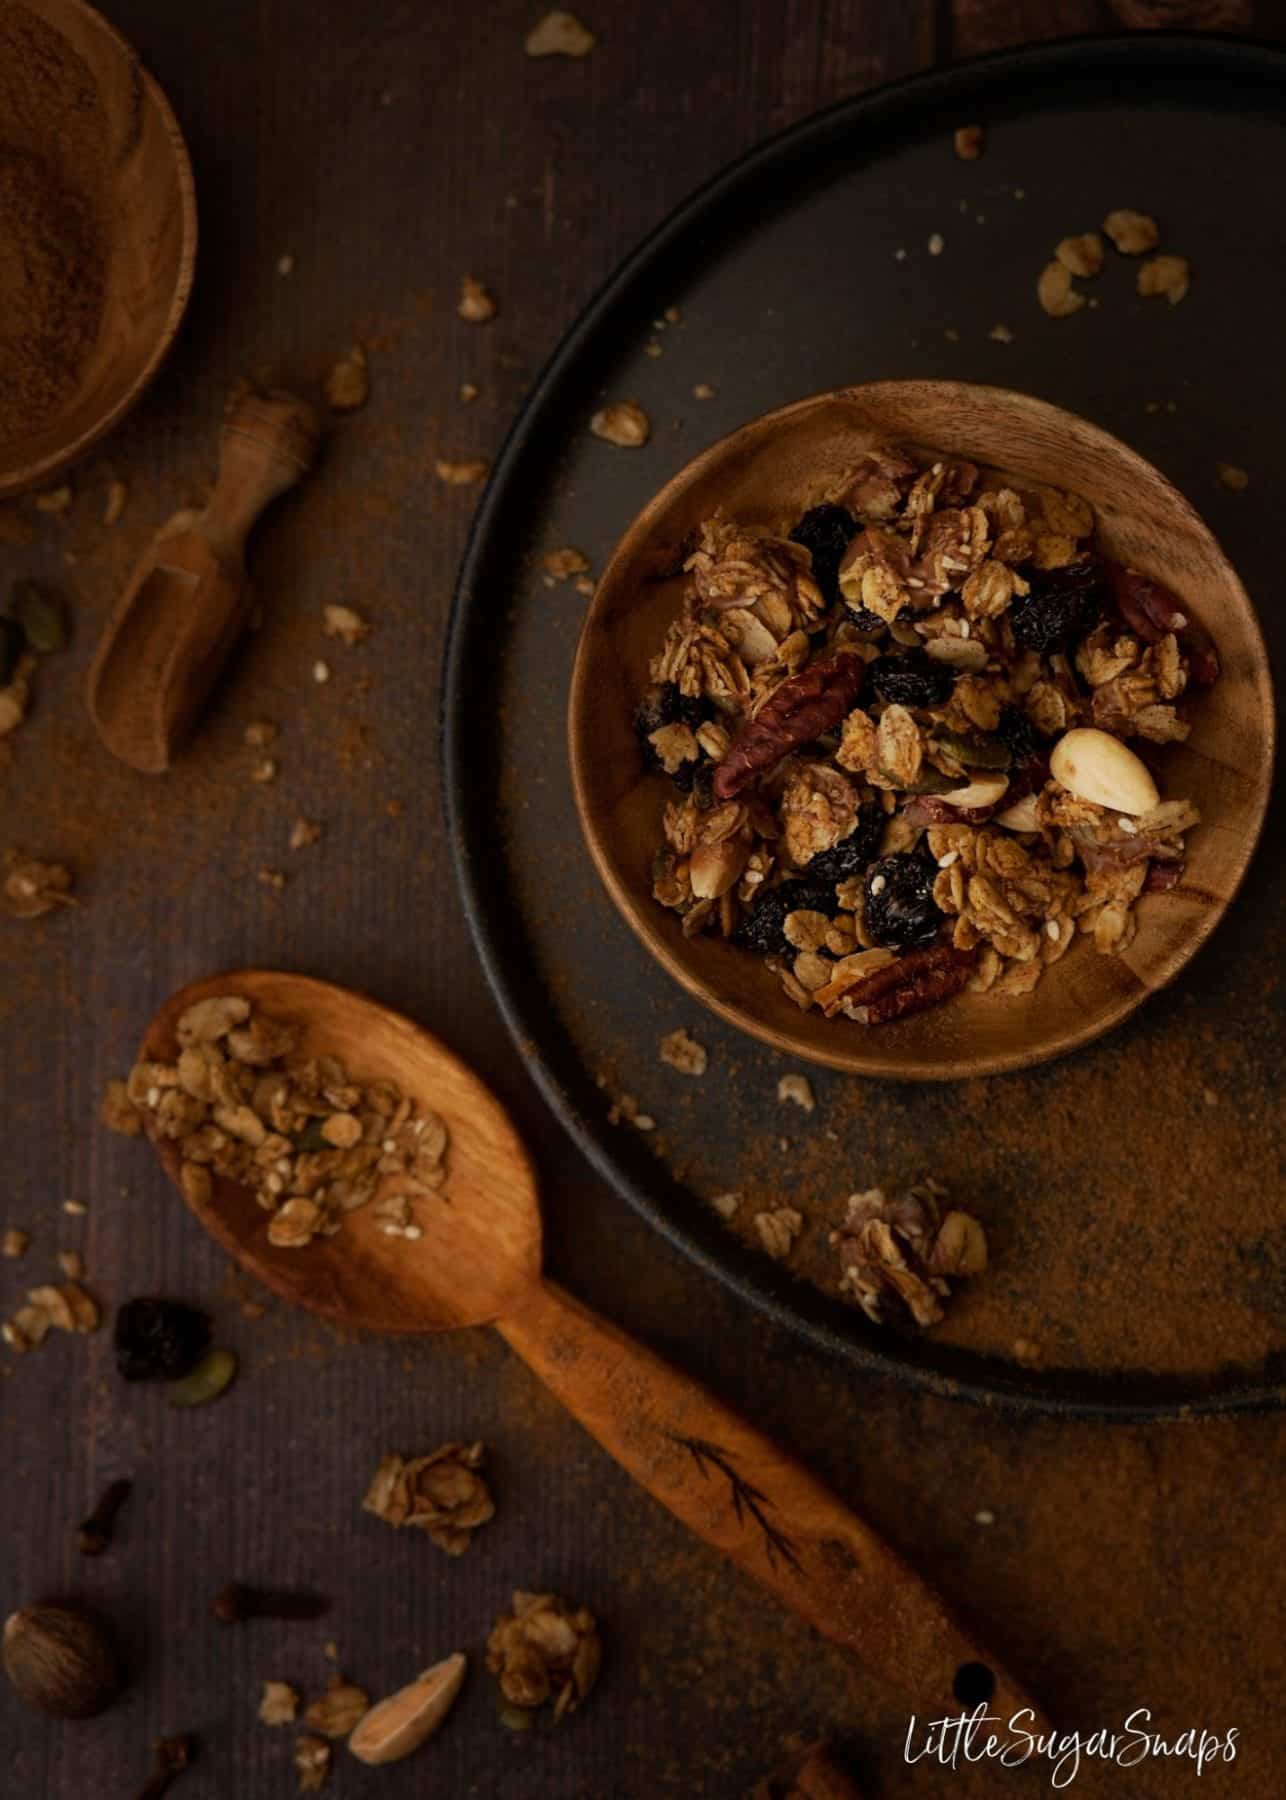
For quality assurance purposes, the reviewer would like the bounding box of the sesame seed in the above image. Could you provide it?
[870,875,887,895]
[937,851,959,869]
[928,232,945,255]
[1117,817,1137,835]
[1046,919,1061,941]
[312,659,330,683]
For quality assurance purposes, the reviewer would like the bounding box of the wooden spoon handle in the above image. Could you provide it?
[201,388,321,561]
[498,1277,1046,1729]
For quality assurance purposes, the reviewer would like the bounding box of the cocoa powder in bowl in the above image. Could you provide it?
[0,0,109,448]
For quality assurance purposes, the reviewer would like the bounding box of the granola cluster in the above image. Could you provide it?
[831,1181,986,1328]
[636,447,1214,1027]
[106,995,449,1247]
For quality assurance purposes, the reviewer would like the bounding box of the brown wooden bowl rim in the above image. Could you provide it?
[568,380,1275,1080]
[0,0,199,498]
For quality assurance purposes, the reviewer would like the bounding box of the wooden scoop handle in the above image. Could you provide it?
[87,388,320,772]
[499,1277,1047,1730]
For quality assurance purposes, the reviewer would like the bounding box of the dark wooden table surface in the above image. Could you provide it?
[3,2,1285,1796]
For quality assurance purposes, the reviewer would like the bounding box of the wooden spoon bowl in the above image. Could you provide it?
[569,382,1274,1079]
[140,969,1048,1728]
[0,0,197,497]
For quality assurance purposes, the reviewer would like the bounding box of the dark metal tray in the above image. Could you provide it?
[445,34,1286,1420]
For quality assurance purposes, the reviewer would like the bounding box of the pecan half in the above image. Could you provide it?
[712,654,864,800]
[839,944,977,1025]
[1109,564,1219,686]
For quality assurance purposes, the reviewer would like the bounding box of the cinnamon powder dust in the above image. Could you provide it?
[0,1,108,446]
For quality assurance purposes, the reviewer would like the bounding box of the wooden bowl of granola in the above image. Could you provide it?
[568,382,1273,1079]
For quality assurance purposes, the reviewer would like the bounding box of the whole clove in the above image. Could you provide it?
[212,1582,331,1625]
[78,1478,133,1556]
[137,1733,197,1800]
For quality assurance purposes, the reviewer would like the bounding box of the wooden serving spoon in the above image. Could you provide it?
[87,388,321,773]
[142,970,1046,1728]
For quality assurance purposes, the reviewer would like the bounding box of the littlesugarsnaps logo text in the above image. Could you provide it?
[903,1706,1239,1789]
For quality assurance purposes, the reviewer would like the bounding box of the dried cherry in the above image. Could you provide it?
[114,1297,212,1382]
[805,810,885,882]
[1010,558,1106,652]
[863,851,943,949]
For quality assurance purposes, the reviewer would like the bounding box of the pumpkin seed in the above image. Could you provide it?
[0,616,23,686]
[934,729,1012,771]
[294,1117,330,1153]
[9,581,67,654]
[167,1346,238,1408]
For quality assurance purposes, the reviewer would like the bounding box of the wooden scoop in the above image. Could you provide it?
[88,389,320,772]
[141,970,1047,1728]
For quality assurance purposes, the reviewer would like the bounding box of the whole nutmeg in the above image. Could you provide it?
[2,1602,122,1717]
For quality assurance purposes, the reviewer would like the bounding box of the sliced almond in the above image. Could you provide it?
[1050,728,1159,816]
[937,773,1009,811]
[995,791,1041,833]
[348,1653,467,1766]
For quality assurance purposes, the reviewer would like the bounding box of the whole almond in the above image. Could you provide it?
[1050,728,1159,816]
[348,1652,466,1766]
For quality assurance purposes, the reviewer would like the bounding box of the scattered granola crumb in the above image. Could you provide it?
[2,1228,28,1259]
[63,1199,87,1216]
[289,818,323,852]
[3,853,75,918]
[927,232,945,256]
[541,546,590,581]
[755,1207,803,1260]
[943,326,959,342]
[1102,208,1160,254]
[776,1073,815,1113]
[363,1443,495,1554]
[644,339,663,358]
[1137,253,1190,305]
[590,401,650,447]
[1037,260,1085,317]
[987,323,1014,343]
[249,758,277,785]
[277,253,294,276]
[304,1674,371,1739]
[658,1028,708,1077]
[243,720,277,748]
[1054,232,1104,278]
[1216,463,1249,492]
[260,1680,300,1726]
[605,1090,655,1132]
[34,484,72,514]
[486,1591,601,1723]
[294,1735,331,1791]
[1203,1086,1219,1107]
[573,575,594,597]
[102,480,127,526]
[894,246,907,261]
[323,603,370,645]
[1013,1336,1043,1367]
[975,1508,996,1526]
[257,868,288,890]
[324,345,369,413]
[459,382,479,403]
[311,659,330,684]
[832,1183,986,1327]
[709,1192,740,1220]
[458,276,497,323]
[953,124,985,160]
[524,9,595,57]
[56,1250,83,1280]
[693,383,715,400]
[434,457,489,485]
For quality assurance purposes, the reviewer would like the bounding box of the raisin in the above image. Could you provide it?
[805,810,885,882]
[789,504,857,608]
[1010,558,1106,653]
[996,704,1040,760]
[731,878,841,956]
[864,851,943,949]
[114,1297,212,1382]
[869,647,955,709]
[634,681,712,779]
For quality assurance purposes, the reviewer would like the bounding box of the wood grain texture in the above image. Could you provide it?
[3,2,1286,1797]
[144,971,1044,1721]
[571,382,1272,1078]
[0,0,197,497]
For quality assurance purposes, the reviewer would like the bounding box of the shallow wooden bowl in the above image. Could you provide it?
[569,382,1274,1079]
[0,0,197,497]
